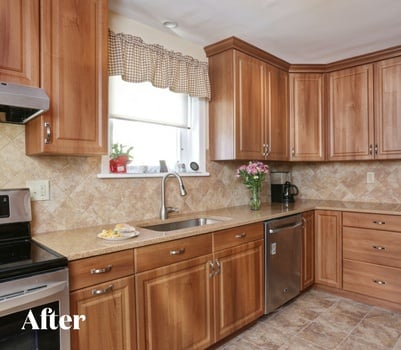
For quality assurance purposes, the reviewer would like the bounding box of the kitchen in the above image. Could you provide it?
[2,0,401,349]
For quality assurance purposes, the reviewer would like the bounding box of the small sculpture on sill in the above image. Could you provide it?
[109,144,133,173]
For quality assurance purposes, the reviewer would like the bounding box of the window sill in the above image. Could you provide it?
[97,172,210,179]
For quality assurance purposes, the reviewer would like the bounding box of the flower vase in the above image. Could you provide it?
[249,186,261,210]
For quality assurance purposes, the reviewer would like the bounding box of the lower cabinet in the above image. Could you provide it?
[68,250,136,350]
[301,210,315,290]
[134,223,264,349]
[70,276,136,350]
[314,210,342,288]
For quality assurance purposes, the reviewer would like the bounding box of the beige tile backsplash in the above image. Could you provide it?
[2,123,401,235]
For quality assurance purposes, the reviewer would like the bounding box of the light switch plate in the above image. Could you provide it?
[26,180,50,201]
[367,172,375,184]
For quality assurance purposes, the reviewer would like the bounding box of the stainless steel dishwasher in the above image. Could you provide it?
[264,214,303,314]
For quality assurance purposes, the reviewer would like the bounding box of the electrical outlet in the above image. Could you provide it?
[26,180,50,201]
[367,172,375,184]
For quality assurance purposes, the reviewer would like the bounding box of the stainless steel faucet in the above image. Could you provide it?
[160,172,187,220]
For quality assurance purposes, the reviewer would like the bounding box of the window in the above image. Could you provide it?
[104,76,207,176]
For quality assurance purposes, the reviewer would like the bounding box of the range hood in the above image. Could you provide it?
[0,82,50,124]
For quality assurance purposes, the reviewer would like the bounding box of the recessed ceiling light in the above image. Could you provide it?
[162,20,178,29]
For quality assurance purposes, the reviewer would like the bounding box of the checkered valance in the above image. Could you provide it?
[108,30,211,99]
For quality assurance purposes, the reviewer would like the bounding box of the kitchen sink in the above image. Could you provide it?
[141,217,224,232]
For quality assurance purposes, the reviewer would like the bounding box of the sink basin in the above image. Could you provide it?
[142,217,223,232]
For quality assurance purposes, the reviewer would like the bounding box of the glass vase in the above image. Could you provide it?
[249,186,261,210]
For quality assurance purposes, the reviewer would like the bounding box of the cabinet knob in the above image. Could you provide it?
[44,122,51,144]
[169,248,186,255]
[92,284,114,295]
[373,280,386,286]
[373,220,386,225]
[90,264,113,274]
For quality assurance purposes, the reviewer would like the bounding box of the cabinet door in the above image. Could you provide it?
[214,240,264,341]
[268,66,289,160]
[25,0,108,155]
[301,210,315,290]
[290,73,325,161]
[235,51,266,160]
[136,255,214,350]
[0,0,39,86]
[70,276,136,350]
[327,64,374,160]
[314,210,342,288]
[375,56,401,159]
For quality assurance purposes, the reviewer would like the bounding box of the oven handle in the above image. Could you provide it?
[0,280,68,316]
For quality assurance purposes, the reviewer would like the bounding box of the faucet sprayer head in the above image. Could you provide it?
[179,183,187,196]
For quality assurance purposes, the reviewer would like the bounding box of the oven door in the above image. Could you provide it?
[0,268,70,350]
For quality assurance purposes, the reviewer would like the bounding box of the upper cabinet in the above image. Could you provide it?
[25,0,108,156]
[0,0,40,86]
[374,56,401,159]
[289,73,325,161]
[205,38,289,161]
[327,64,374,161]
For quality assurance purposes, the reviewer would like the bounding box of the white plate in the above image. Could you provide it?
[97,231,140,241]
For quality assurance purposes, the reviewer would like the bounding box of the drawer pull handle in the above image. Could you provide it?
[373,280,386,286]
[372,245,386,250]
[92,285,113,295]
[235,233,246,239]
[90,264,112,274]
[373,220,385,225]
[214,259,221,275]
[169,248,185,256]
[208,261,214,278]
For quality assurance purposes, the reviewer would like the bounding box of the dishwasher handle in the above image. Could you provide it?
[268,221,303,234]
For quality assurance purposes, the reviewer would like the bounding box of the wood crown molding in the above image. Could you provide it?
[204,37,401,73]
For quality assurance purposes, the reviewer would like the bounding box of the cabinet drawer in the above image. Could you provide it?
[135,234,212,273]
[343,226,401,268]
[343,212,401,232]
[343,259,401,304]
[213,222,263,251]
[69,250,134,291]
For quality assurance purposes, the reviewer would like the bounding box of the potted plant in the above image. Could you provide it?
[109,144,133,173]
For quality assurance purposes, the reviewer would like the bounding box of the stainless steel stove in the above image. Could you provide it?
[0,188,70,350]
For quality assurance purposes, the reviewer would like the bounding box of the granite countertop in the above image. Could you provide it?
[33,199,401,261]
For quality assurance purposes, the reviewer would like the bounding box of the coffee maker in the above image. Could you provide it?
[270,171,299,203]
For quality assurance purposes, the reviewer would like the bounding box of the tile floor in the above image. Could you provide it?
[218,289,401,349]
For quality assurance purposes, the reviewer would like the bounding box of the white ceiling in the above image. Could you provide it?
[108,0,401,64]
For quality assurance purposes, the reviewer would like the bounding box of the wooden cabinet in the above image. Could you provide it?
[207,47,288,161]
[314,210,342,288]
[25,0,108,156]
[135,234,214,350]
[213,223,264,341]
[301,210,315,290]
[135,223,264,349]
[343,212,401,305]
[374,56,401,159]
[69,250,136,350]
[289,73,325,161]
[327,64,374,160]
[0,0,40,86]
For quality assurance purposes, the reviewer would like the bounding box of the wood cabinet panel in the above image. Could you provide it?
[327,64,374,160]
[0,0,39,86]
[213,222,263,251]
[70,275,135,350]
[375,56,401,159]
[25,0,108,155]
[343,259,401,304]
[69,250,134,291]
[135,234,212,273]
[214,240,264,341]
[301,210,315,290]
[314,210,342,288]
[289,73,325,161]
[343,211,401,232]
[343,226,401,268]
[135,254,214,350]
